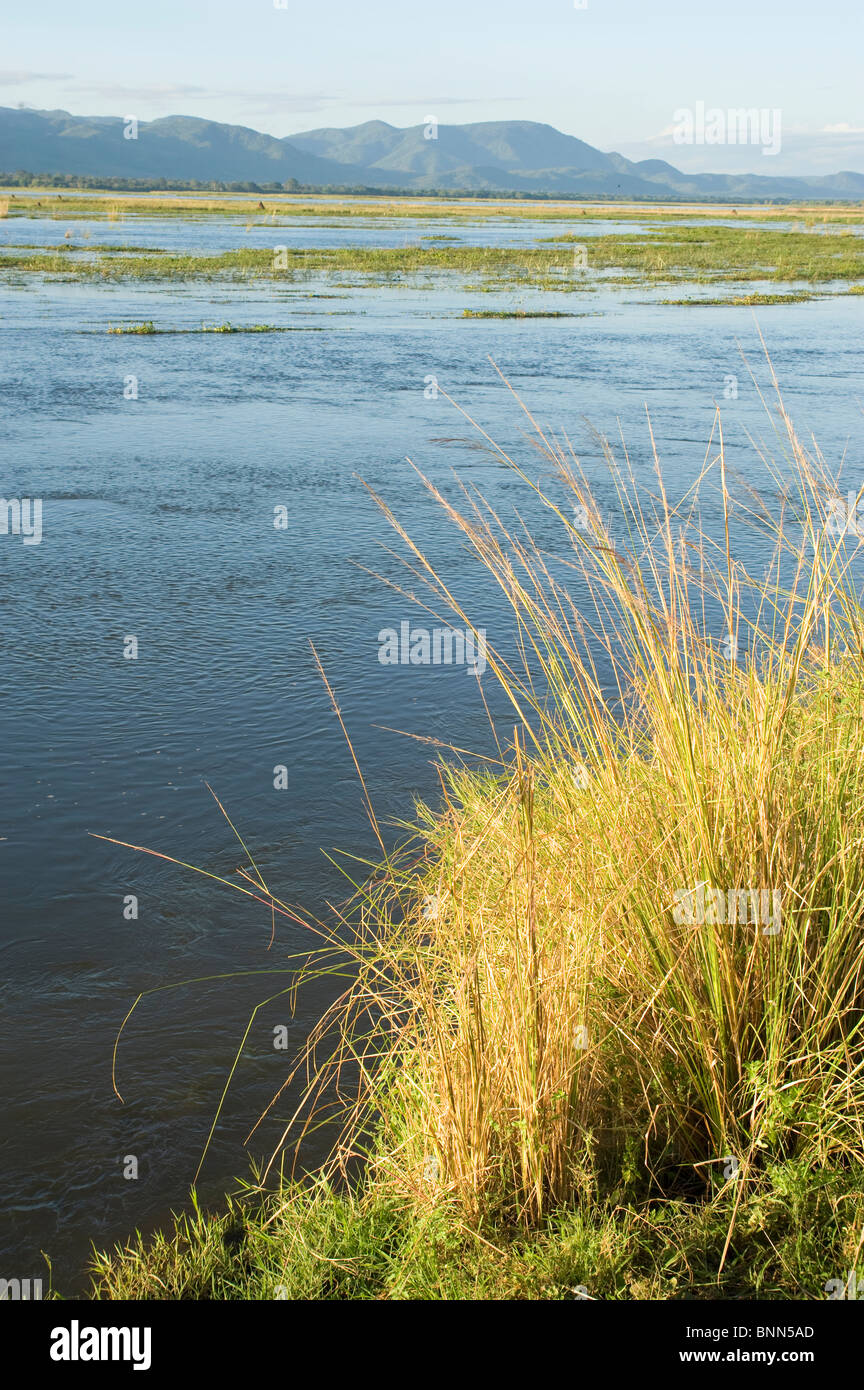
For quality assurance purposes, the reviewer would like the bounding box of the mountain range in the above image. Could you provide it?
[3,107,864,201]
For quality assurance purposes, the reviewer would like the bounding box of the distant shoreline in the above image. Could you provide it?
[2,172,864,208]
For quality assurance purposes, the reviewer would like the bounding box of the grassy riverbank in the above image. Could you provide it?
[90,371,864,1300]
[91,1166,862,1299]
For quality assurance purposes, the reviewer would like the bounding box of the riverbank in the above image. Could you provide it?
[89,1164,863,1299]
[88,369,864,1300]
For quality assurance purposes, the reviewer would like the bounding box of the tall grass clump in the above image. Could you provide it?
[288,355,864,1241]
[92,352,864,1295]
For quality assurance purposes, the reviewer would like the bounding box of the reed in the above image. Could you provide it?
[290,352,864,1235]
[91,353,864,1293]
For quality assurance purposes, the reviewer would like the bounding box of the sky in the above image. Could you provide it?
[2,0,863,174]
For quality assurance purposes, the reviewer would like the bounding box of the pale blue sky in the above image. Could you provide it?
[3,0,862,172]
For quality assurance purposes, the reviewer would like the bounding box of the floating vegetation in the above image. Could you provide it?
[660,291,818,306]
[194,321,297,333]
[107,320,157,334]
[461,308,581,318]
[105,320,320,334]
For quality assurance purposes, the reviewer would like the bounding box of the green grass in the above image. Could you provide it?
[0,243,590,286]
[4,220,864,293]
[544,223,864,284]
[90,1164,864,1300]
[1,241,170,254]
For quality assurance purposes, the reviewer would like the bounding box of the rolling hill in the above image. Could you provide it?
[3,107,864,201]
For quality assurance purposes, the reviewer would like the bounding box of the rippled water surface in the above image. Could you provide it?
[1,206,862,1291]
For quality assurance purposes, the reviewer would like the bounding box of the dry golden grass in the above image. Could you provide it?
[100,350,864,1249]
[280,351,864,1233]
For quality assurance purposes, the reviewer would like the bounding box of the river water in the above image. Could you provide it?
[1,206,862,1292]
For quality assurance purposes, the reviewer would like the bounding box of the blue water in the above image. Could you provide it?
[1,214,863,1292]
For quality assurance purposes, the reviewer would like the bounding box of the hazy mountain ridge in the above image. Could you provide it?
[0,107,373,185]
[2,107,863,200]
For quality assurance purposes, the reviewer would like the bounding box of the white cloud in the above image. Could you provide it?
[0,70,73,84]
[58,80,335,117]
[68,82,208,102]
[350,95,522,108]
